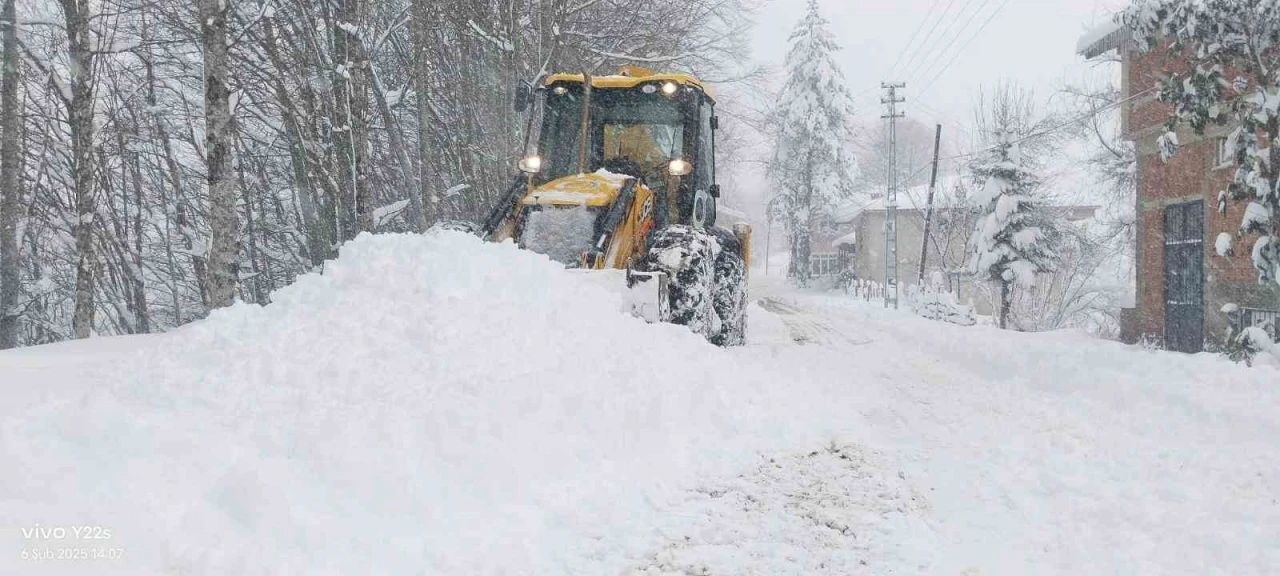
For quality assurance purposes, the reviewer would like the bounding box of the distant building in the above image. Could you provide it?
[813,182,1098,317]
[1079,20,1280,352]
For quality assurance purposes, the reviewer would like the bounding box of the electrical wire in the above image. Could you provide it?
[938,86,1155,164]
[889,0,947,78]
[894,0,967,82]
[914,0,1013,99]
[905,0,1001,90]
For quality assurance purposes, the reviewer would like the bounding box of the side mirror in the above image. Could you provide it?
[513,83,533,113]
[710,115,720,130]
[709,184,721,198]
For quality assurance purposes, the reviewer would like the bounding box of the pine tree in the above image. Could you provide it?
[769,0,856,285]
[968,131,1060,329]
[1125,0,1280,285]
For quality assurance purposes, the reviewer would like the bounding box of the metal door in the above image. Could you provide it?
[1164,201,1204,353]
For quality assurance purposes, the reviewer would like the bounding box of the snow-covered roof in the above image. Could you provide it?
[1077,18,1128,59]
[833,178,970,224]
[832,231,857,247]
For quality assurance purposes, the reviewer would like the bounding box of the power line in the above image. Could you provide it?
[904,0,999,89]
[894,0,965,81]
[889,0,946,77]
[937,86,1155,164]
[914,0,1013,99]
[912,99,971,135]
[883,86,1154,189]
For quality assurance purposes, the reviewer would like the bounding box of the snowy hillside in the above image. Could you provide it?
[3,231,1278,575]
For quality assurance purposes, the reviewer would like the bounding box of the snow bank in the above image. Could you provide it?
[0,232,815,576]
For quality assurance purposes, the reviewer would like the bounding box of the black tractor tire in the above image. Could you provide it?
[642,226,720,340]
[707,226,748,347]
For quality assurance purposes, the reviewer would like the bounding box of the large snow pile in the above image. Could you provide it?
[0,232,818,575]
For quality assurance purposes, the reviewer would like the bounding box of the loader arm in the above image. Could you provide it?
[481,174,529,241]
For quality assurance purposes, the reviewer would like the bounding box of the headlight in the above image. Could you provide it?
[518,155,542,174]
[661,82,679,96]
[668,158,692,176]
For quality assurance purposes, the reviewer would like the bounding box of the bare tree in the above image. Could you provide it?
[0,0,758,349]
[413,0,436,229]
[0,0,18,349]
[200,0,238,308]
[59,0,99,339]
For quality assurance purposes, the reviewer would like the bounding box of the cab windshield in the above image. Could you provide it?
[537,85,691,184]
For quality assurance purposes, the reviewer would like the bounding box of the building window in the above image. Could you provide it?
[1216,137,1234,168]
[810,253,839,277]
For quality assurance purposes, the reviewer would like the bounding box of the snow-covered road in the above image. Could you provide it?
[2,233,1277,575]
[709,286,1280,574]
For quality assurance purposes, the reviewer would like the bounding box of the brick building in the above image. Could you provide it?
[1079,22,1280,352]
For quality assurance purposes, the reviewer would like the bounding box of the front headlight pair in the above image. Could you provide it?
[518,155,691,176]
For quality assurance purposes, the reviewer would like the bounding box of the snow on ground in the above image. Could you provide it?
[749,289,1280,575]
[2,231,1278,575]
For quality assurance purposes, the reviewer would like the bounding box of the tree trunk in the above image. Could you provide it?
[0,0,20,349]
[142,8,209,310]
[63,0,97,339]
[129,145,149,333]
[259,16,326,267]
[413,0,437,228]
[201,0,240,309]
[367,53,423,231]
[999,280,1011,330]
[343,0,374,234]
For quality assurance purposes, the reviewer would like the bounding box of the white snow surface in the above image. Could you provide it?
[1076,18,1123,55]
[1217,231,1235,257]
[3,232,1280,575]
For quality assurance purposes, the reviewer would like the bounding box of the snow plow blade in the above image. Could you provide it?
[568,269,671,324]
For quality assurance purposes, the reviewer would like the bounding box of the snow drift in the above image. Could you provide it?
[0,232,812,575]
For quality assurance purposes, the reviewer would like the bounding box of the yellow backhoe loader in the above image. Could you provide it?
[479,67,751,346]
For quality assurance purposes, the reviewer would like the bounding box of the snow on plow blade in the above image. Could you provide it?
[568,269,671,324]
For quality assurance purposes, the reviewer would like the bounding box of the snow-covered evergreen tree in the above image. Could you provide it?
[968,131,1060,329]
[768,0,856,285]
[1124,0,1280,286]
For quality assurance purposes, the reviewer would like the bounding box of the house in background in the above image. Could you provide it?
[1079,21,1280,352]
[812,181,1098,318]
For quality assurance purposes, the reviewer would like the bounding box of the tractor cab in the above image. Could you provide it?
[512,68,720,238]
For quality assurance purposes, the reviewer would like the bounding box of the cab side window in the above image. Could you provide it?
[697,100,716,191]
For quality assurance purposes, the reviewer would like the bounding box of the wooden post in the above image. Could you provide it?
[917,124,942,285]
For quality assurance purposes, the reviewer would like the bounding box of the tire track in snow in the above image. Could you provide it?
[625,443,935,575]
[758,298,873,347]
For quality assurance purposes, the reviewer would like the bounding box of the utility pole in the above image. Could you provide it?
[764,215,772,276]
[918,124,943,285]
[881,82,905,309]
